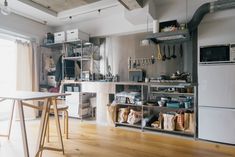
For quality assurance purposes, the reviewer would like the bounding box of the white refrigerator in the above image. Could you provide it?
[198,64,235,144]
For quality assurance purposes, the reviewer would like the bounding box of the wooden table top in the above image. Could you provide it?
[0,91,70,101]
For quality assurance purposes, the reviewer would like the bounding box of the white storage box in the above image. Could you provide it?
[66,29,89,42]
[54,31,65,43]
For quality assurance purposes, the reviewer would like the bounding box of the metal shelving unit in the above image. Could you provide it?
[62,40,94,81]
[114,82,197,138]
[41,40,95,121]
[145,83,197,138]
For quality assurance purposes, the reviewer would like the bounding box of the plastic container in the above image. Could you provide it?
[166,102,182,108]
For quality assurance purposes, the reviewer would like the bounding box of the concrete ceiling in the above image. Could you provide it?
[1,0,235,28]
[2,0,120,26]
[31,0,101,12]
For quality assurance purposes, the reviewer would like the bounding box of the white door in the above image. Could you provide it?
[199,106,235,144]
[198,64,235,108]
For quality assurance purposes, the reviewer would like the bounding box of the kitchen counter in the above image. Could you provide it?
[60,80,196,125]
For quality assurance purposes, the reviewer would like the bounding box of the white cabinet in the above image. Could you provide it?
[65,92,80,118]
[65,92,92,118]
[199,107,235,144]
[198,64,235,108]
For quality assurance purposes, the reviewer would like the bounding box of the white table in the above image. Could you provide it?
[0,91,70,157]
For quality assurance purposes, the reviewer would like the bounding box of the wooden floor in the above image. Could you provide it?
[0,118,235,157]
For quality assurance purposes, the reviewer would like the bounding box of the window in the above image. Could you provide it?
[0,38,17,123]
[0,38,16,91]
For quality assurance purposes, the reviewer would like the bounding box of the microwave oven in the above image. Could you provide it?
[200,44,235,64]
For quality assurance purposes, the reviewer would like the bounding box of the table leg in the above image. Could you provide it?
[35,98,49,157]
[7,100,15,140]
[39,106,50,157]
[17,100,29,157]
[51,98,64,154]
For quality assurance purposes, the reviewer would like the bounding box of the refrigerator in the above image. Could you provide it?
[198,64,235,144]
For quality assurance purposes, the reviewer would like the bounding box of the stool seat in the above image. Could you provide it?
[50,104,68,111]
[48,103,69,140]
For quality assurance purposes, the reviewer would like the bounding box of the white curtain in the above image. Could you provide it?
[15,40,39,119]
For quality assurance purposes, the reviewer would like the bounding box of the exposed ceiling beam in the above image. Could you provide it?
[118,0,144,10]
[17,0,57,17]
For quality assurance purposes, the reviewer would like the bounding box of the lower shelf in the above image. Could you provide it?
[144,126,194,137]
[115,122,142,129]
[114,123,194,137]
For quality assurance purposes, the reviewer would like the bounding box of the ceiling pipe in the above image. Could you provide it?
[188,0,235,32]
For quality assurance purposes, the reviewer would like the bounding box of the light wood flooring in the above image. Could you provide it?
[0,118,235,157]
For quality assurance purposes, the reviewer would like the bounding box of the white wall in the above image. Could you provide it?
[103,33,184,81]
[198,17,235,46]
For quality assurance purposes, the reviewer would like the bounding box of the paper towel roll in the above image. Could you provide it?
[153,20,159,33]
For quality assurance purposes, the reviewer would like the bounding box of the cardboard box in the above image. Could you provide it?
[54,31,65,43]
[66,29,89,42]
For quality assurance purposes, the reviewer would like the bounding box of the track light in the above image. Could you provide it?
[1,0,11,15]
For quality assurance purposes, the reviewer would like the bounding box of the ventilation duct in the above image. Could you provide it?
[118,0,144,10]
[188,0,235,31]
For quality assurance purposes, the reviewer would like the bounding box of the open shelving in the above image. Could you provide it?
[113,82,197,138]
[144,126,194,137]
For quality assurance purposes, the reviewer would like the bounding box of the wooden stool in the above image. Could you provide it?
[46,104,69,142]
[21,100,69,141]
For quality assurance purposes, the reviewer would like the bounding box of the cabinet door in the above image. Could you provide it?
[199,107,235,144]
[198,64,235,108]
[65,92,80,118]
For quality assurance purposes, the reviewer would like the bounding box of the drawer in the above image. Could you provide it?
[199,107,235,144]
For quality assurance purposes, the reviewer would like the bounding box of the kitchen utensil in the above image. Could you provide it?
[133,60,137,68]
[158,101,165,107]
[166,45,171,60]
[161,97,170,102]
[171,45,177,59]
[180,43,183,57]
[136,60,140,67]
[162,45,166,61]
[151,55,155,64]
[157,44,162,61]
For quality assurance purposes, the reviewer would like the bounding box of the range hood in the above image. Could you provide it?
[147,29,190,44]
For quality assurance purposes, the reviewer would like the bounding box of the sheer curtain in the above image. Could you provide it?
[15,40,39,119]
